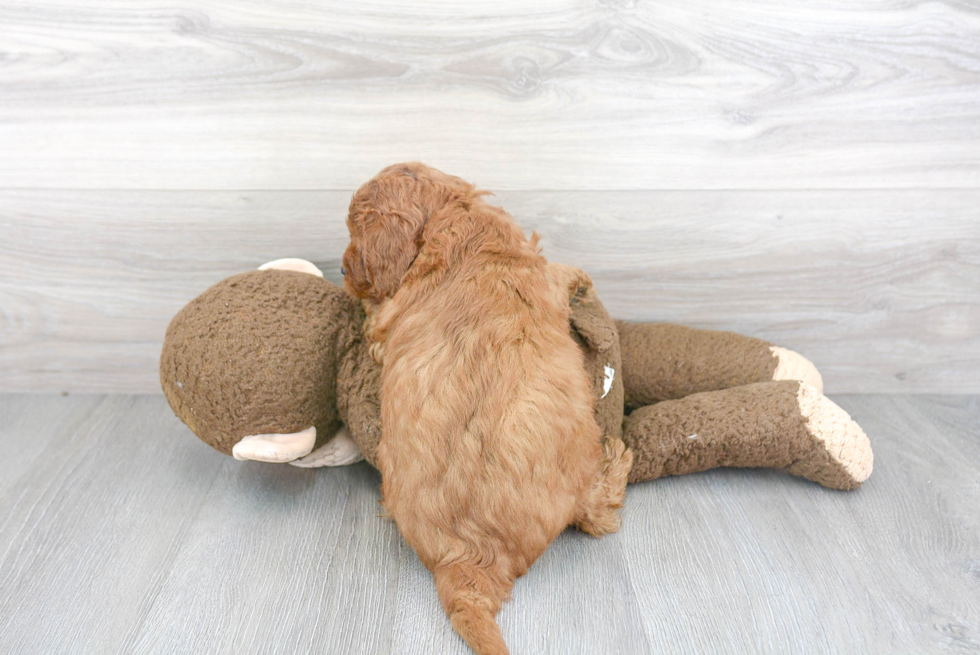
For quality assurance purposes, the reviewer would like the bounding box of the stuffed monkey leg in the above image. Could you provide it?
[622,380,872,490]
[615,321,823,408]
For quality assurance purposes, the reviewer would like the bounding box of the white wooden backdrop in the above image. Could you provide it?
[1,0,978,393]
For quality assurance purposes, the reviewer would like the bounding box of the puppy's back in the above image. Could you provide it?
[380,242,602,551]
[368,186,620,655]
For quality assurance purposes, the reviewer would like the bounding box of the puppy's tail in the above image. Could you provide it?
[433,561,512,655]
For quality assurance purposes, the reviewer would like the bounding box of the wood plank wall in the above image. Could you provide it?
[1,1,978,393]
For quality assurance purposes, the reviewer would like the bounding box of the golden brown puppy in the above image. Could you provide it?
[343,163,632,655]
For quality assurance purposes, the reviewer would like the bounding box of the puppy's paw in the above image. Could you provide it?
[576,437,632,537]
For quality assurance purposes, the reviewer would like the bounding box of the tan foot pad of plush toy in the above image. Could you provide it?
[771,346,824,393]
[794,381,873,485]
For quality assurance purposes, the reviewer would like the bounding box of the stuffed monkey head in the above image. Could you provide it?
[160,260,363,464]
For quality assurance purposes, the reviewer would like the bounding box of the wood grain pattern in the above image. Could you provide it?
[0,393,977,654]
[2,189,977,394]
[0,395,226,654]
[0,1,978,189]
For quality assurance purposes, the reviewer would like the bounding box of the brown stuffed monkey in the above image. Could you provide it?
[160,259,872,490]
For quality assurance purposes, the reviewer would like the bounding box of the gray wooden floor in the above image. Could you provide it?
[1,393,977,654]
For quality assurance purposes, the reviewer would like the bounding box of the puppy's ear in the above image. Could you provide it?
[358,208,426,301]
[347,163,458,301]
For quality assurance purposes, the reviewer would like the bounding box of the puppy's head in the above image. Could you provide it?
[343,162,474,302]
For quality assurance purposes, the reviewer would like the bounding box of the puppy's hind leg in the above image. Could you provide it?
[575,438,632,537]
[433,561,513,655]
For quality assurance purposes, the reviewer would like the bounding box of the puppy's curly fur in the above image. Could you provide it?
[343,163,631,655]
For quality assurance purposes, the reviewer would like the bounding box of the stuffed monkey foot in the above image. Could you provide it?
[623,380,872,490]
[788,382,872,487]
[770,346,823,394]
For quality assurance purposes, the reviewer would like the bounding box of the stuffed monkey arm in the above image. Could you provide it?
[293,336,382,469]
[615,321,823,408]
[289,426,365,468]
[622,380,872,490]
[334,327,384,468]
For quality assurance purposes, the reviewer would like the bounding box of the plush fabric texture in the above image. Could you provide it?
[616,321,779,408]
[622,379,860,490]
[160,270,360,455]
[335,308,384,468]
